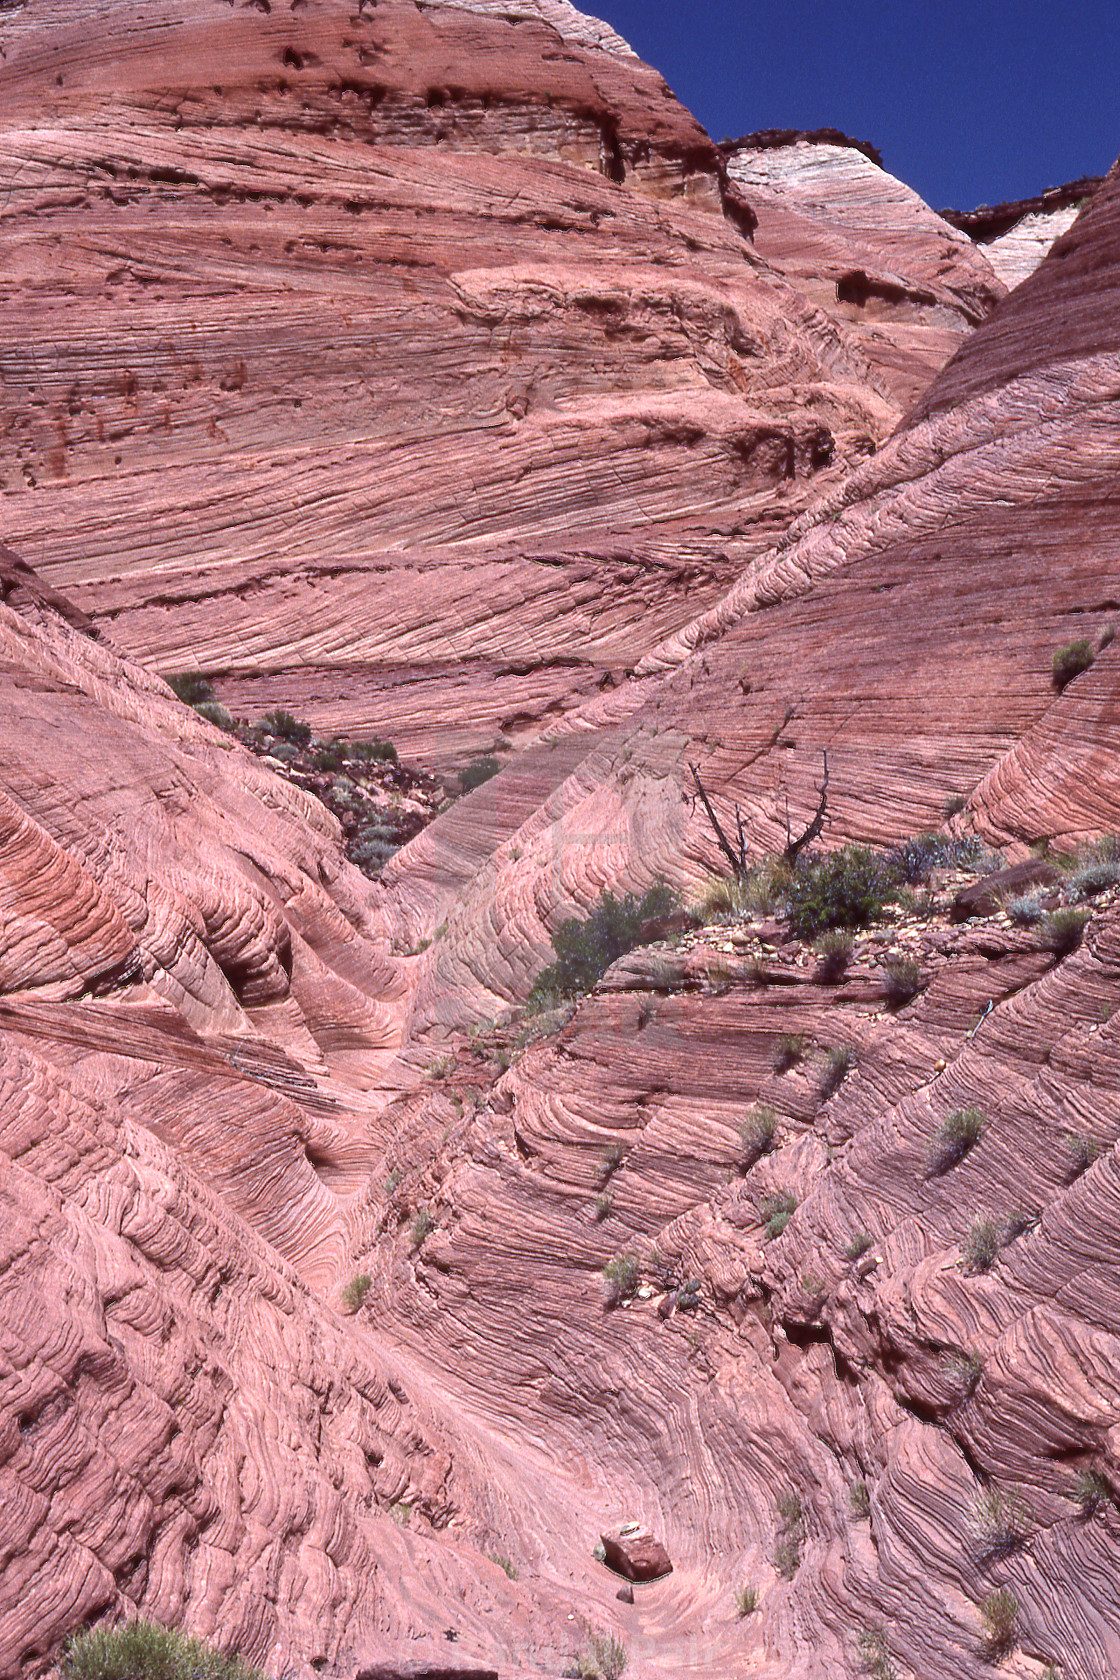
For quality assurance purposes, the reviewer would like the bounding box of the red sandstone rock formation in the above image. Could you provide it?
[1,3,1119,1679]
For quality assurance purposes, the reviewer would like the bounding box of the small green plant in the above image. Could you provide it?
[1068,856,1120,901]
[772,1032,805,1073]
[1063,1130,1100,1178]
[845,1230,873,1261]
[342,1272,372,1313]
[734,1583,759,1616]
[410,1207,434,1249]
[849,1479,871,1520]
[1052,638,1095,691]
[427,1055,454,1081]
[1070,1467,1112,1517]
[388,1499,412,1525]
[928,1105,985,1174]
[1004,1208,1038,1240]
[529,882,677,1006]
[786,844,891,940]
[566,1630,629,1680]
[856,1624,896,1680]
[196,700,234,731]
[882,956,923,1006]
[941,1348,983,1401]
[350,736,397,763]
[60,1621,267,1680]
[384,1167,403,1197]
[944,792,967,818]
[1041,907,1088,956]
[598,1142,625,1184]
[460,754,501,793]
[973,1486,1032,1561]
[814,928,854,981]
[259,707,312,745]
[979,1588,1019,1661]
[773,1488,805,1580]
[819,1045,853,1098]
[602,1253,640,1307]
[962,1216,1004,1274]
[594,1192,614,1222]
[740,1106,778,1169]
[167,671,214,706]
[489,1552,519,1580]
[1004,890,1044,925]
[757,1190,797,1241]
[776,1489,803,1527]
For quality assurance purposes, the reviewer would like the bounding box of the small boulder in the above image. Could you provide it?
[600,1522,673,1582]
[950,859,1060,922]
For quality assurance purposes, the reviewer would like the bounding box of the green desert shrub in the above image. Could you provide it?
[979,1588,1020,1661]
[772,1032,805,1073]
[849,1479,871,1520]
[341,1273,372,1313]
[61,1620,267,1680]
[819,1045,853,1099]
[757,1190,797,1241]
[1068,856,1120,901]
[734,1583,759,1616]
[1041,907,1088,956]
[1005,890,1044,925]
[786,845,891,940]
[845,1230,873,1261]
[489,1552,519,1580]
[1052,638,1095,691]
[928,1106,985,1175]
[857,1624,896,1680]
[259,707,311,746]
[460,754,501,793]
[602,1253,640,1307]
[814,929,854,982]
[409,1207,435,1249]
[167,671,214,707]
[350,737,397,763]
[529,882,676,1005]
[739,1105,778,1169]
[1071,1468,1113,1517]
[1064,1131,1100,1179]
[961,1216,1004,1274]
[882,955,923,1006]
[972,1486,1032,1562]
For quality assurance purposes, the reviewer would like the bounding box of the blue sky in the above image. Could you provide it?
[590,1,1120,210]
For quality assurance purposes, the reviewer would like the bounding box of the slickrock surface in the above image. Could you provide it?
[0,0,921,772]
[723,133,1005,403]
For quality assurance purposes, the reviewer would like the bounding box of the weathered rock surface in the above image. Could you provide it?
[723,131,1005,403]
[0,0,927,772]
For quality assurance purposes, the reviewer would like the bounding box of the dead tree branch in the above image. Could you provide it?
[689,762,749,877]
[783,750,829,866]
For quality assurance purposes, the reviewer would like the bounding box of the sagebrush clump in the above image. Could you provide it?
[928,1106,985,1174]
[1052,638,1095,691]
[342,1273,372,1313]
[61,1621,267,1680]
[979,1588,1019,1660]
[602,1254,640,1307]
[740,1106,778,1169]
